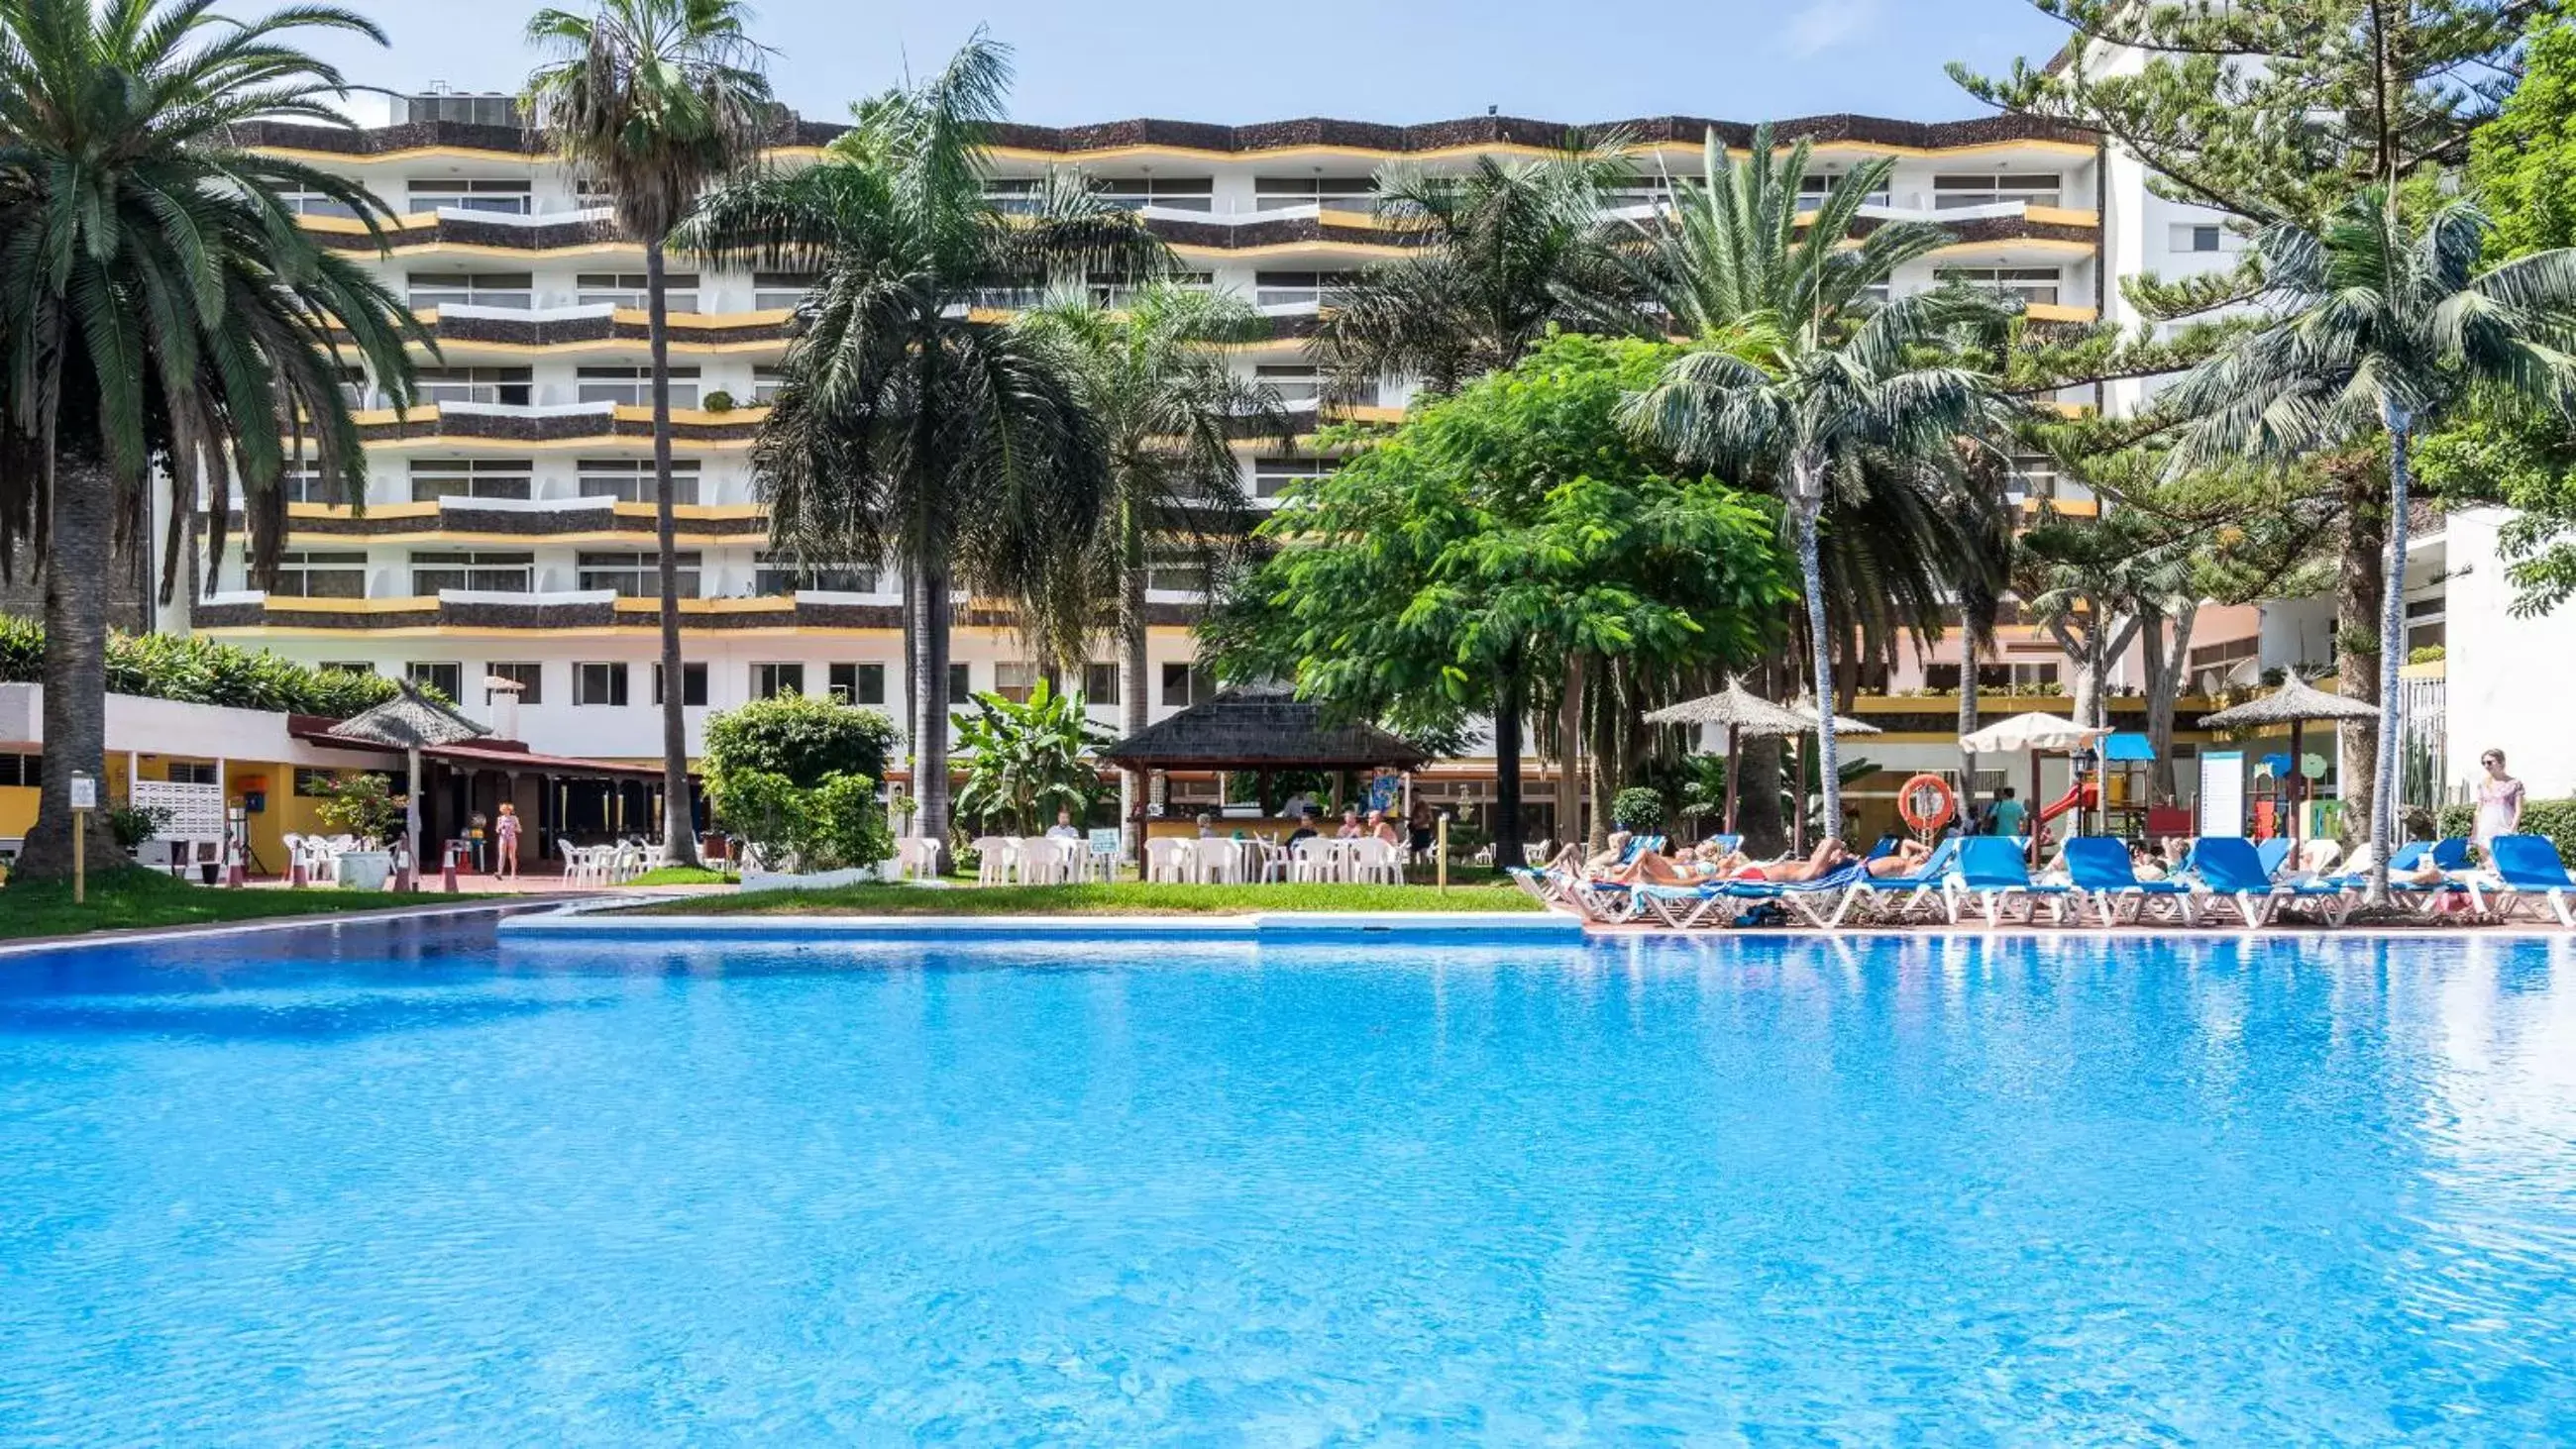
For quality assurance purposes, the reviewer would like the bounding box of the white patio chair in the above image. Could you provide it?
[1346,837,1402,885]
[896,837,940,880]
[1141,837,1185,883]
[1014,837,1067,884]
[971,836,1011,884]
[1289,837,1335,883]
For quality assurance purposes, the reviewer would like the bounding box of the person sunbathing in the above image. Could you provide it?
[1727,838,1861,883]
[1605,842,1736,886]
[1541,831,1634,879]
[1860,838,1934,878]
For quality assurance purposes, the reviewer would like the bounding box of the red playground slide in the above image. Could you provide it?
[2035,780,2095,831]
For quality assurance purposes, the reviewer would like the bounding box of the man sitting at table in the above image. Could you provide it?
[1286,809,1322,846]
[1045,808,1082,842]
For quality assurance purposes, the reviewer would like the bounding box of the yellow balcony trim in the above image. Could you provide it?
[614,502,766,523]
[2022,301,2099,324]
[2022,205,2101,229]
[611,596,795,615]
[1927,237,2097,259]
[263,594,437,614]
[1171,240,1412,260]
[285,500,437,521]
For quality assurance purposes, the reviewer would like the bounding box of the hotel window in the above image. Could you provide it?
[166,762,219,785]
[2171,222,2241,254]
[1254,363,1323,402]
[2186,635,2259,672]
[1083,662,1121,705]
[399,92,521,127]
[1253,456,1335,499]
[412,366,532,405]
[752,366,788,404]
[752,663,806,699]
[579,550,700,597]
[828,663,887,706]
[276,187,366,220]
[1160,663,1216,707]
[1086,270,1211,306]
[406,272,533,310]
[292,767,336,796]
[1601,182,1681,213]
[406,661,465,700]
[982,177,1041,214]
[753,552,875,595]
[575,661,630,706]
[404,177,532,214]
[2405,595,2447,652]
[577,365,700,408]
[1796,173,1891,208]
[485,662,543,704]
[949,662,972,703]
[576,271,700,312]
[271,550,366,599]
[409,551,533,594]
[1252,175,1375,211]
[1091,176,1215,212]
[408,459,533,502]
[1930,173,2063,209]
[652,661,707,706]
[2007,454,2062,499]
[1934,267,2064,306]
[752,271,816,309]
[994,662,1041,702]
[1252,271,1352,311]
[577,459,700,505]
[1145,556,1210,594]
[278,462,341,506]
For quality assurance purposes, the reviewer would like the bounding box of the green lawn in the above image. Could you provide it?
[0,870,501,943]
[632,880,1543,916]
[625,865,738,887]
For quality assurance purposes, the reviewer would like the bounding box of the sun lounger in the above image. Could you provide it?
[1839,836,1963,922]
[1945,837,2073,926]
[2473,835,2576,926]
[2190,837,2353,927]
[2254,837,2294,879]
[1706,863,1875,928]
[2064,838,2198,926]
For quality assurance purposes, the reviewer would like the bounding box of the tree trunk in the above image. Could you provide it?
[2143,599,2197,803]
[1957,603,1982,828]
[911,558,955,855]
[1119,507,1149,863]
[15,455,117,880]
[2337,458,2386,857]
[1557,653,1584,848]
[643,240,699,867]
[1492,658,1526,869]
[2367,417,2414,906]
[1793,465,1841,845]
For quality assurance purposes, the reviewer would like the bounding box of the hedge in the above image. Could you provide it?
[0,615,401,718]
[2436,798,2576,867]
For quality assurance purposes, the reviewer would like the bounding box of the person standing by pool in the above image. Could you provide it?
[492,801,522,880]
[2473,750,2526,860]
[1988,786,2027,841]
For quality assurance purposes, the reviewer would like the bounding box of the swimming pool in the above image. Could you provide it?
[3,923,2571,1443]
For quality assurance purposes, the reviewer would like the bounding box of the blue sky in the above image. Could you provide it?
[308,0,2070,127]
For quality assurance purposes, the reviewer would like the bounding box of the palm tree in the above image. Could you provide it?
[524,0,773,869]
[1626,299,2015,838]
[1620,126,2016,841]
[2164,189,2576,904]
[1316,136,1637,398]
[680,35,1163,853]
[0,0,423,882]
[1019,284,1295,857]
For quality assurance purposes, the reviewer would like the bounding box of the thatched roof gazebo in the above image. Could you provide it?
[1101,686,1428,827]
[2199,675,2379,844]
[323,681,489,872]
[1645,677,1808,836]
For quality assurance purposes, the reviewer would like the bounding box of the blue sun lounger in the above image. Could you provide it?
[1945,837,2073,926]
[1839,836,1964,922]
[2190,837,2353,927]
[2064,837,2198,926]
[2473,835,2576,926]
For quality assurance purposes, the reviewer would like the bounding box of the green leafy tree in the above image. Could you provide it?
[312,772,403,847]
[1018,284,1292,852]
[1206,332,1792,869]
[2164,189,2576,901]
[0,0,425,881]
[1314,136,1637,397]
[525,0,773,868]
[700,691,898,788]
[681,35,1162,853]
[951,677,1111,837]
[709,768,891,873]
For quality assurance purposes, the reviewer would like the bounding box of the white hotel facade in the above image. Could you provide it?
[169,85,2570,828]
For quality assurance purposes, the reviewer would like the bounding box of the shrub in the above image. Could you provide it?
[312,772,403,846]
[702,692,898,789]
[700,388,735,413]
[709,767,891,873]
[106,800,173,853]
[2439,798,2576,867]
[1611,786,1665,834]
[2409,644,2447,665]
[0,617,401,716]
[952,678,1107,836]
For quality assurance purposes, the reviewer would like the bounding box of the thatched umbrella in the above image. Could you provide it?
[324,681,490,878]
[1963,711,2112,863]
[2198,675,2379,845]
[1644,677,1809,835]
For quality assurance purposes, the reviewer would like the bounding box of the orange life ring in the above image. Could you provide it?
[1896,774,1957,835]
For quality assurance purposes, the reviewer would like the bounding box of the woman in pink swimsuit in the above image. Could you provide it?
[2472,749,2524,861]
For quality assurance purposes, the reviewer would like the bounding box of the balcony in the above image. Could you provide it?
[390,303,794,356]
[349,400,767,448]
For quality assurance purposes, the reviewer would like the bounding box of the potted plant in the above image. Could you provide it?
[700,388,735,414]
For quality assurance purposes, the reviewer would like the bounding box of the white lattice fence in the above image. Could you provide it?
[130,779,226,843]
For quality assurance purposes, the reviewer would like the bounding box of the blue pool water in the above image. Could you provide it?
[3,924,2573,1445]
